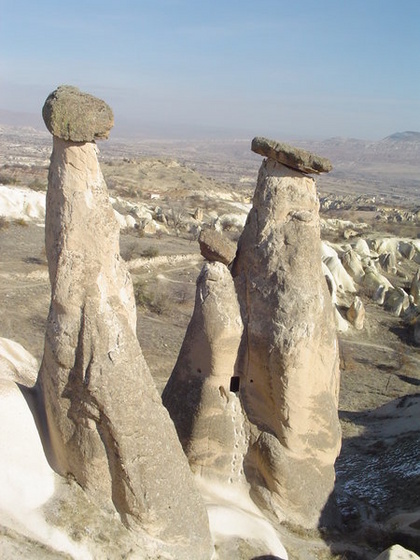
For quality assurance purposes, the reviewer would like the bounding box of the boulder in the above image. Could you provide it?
[341,249,365,283]
[384,287,410,316]
[410,269,420,305]
[374,544,420,560]
[354,237,371,258]
[42,85,114,141]
[362,264,393,295]
[36,112,212,556]
[251,136,332,174]
[379,252,398,274]
[347,296,365,329]
[322,253,357,294]
[232,156,341,528]
[322,263,349,333]
[199,229,237,266]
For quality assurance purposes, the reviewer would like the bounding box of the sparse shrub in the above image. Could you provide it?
[133,279,150,308]
[141,246,159,258]
[121,242,137,261]
[133,279,171,315]
[14,218,29,227]
[169,204,185,230]
[29,178,47,191]
[0,172,19,185]
[149,291,172,315]
[0,216,9,230]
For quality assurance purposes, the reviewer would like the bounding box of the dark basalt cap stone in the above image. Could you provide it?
[251,136,332,174]
[42,85,114,142]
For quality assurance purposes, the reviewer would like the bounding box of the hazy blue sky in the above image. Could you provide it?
[1,0,419,139]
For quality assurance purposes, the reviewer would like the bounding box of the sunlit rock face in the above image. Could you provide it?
[232,151,341,528]
[163,261,249,487]
[36,87,213,559]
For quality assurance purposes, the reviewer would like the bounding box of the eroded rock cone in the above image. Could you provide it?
[410,269,420,305]
[162,262,248,486]
[232,146,341,528]
[347,296,366,329]
[37,88,212,558]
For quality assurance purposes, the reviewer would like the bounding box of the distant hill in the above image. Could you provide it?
[382,131,420,142]
[0,109,44,130]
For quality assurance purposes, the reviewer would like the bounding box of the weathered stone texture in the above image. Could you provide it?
[36,136,212,558]
[163,262,248,485]
[42,85,114,141]
[232,158,341,527]
[251,136,332,174]
[347,296,365,329]
[199,229,237,266]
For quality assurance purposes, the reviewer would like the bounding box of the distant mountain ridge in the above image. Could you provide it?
[383,131,420,142]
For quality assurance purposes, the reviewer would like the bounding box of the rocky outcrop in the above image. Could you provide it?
[163,262,247,486]
[374,544,420,560]
[347,296,365,329]
[232,143,341,527]
[410,269,420,305]
[36,87,212,558]
[342,249,365,283]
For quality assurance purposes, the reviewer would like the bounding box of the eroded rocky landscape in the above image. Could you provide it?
[0,87,419,560]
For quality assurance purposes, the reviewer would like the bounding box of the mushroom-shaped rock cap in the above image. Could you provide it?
[251,136,332,174]
[42,85,114,141]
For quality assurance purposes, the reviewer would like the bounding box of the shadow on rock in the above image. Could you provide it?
[320,393,420,556]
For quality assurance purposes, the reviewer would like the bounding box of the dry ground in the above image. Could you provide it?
[0,146,419,560]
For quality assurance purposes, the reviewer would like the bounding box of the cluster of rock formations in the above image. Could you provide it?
[164,136,341,529]
[2,85,418,559]
[320,228,420,342]
[31,86,341,557]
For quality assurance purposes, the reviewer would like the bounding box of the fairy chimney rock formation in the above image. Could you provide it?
[232,138,340,527]
[42,85,114,141]
[37,86,212,559]
[163,261,248,486]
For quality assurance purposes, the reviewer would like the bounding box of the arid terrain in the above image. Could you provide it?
[0,124,419,559]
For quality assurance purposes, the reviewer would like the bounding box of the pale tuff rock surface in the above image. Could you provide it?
[341,248,366,283]
[232,157,341,527]
[42,85,114,141]
[347,296,365,329]
[374,545,420,560]
[0,337,38,386]
[163,262,248,485]
[251,136,332,174]
[36,133,212,557]
[198,228,237,266]
[410,269,420,304]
